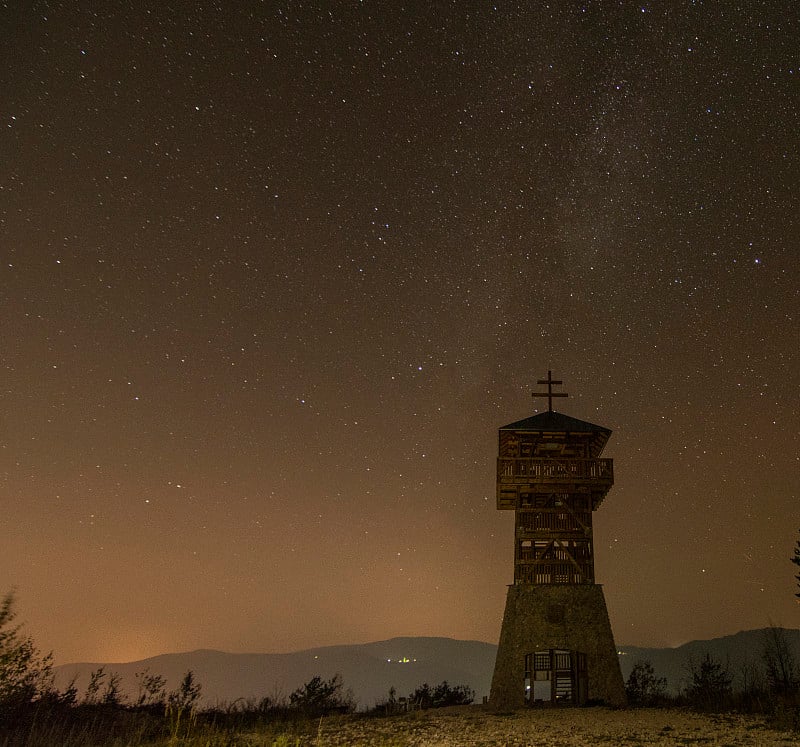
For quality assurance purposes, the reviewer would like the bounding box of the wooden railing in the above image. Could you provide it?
[514,562,593,584]
[497,458,613,483]
[518,547,592,563]
[517,511,592,533]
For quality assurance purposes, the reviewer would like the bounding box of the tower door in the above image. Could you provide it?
[524,649,587,705]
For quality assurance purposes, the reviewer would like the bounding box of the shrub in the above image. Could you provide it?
[135,667,167,708]
[762,625,799,698]
[685,653,732,711]
[289,674,354,716]
[625,660,668,706]
[408,680,474,708]
[0,592,54,714]
[168,669,203,710]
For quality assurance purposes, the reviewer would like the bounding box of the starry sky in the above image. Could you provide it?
[3,1,798,666]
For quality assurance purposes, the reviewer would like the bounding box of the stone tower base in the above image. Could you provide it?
[490,584,625,709]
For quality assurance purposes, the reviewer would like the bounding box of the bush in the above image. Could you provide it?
[762,625,799,698]
[0,592,54,715]
[407,680,474,709]
[134,667,167,708]
[685,653,732,711]
[625,660,668,706]
[168,669,202,710]
[289,674,354,716]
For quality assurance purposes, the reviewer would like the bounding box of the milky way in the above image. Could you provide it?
[3,2,798,663]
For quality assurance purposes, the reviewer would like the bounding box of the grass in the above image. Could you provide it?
[2,702,800,746]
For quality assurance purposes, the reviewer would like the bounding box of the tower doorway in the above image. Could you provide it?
[524,649,587,705]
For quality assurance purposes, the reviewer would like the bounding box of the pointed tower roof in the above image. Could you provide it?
[500,410,609,434]
[500,410,612,455]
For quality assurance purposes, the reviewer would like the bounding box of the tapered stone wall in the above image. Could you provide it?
[490,584,626,708]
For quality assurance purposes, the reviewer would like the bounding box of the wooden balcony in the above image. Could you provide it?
[497,458,613,486]
[516,511,592,534]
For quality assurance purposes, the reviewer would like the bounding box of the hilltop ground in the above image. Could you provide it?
[273,706,797,746]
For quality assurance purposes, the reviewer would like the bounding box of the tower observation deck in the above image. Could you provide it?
[497,409,613,585]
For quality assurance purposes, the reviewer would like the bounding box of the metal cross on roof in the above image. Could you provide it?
[532,370,569,411]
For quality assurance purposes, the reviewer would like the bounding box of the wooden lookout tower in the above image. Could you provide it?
[489,372,626,708]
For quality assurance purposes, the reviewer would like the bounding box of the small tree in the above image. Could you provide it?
[685,653,732,711]
[135,667,167,708]
[168,670,202,711]
[762,625,799,697]
[58,676,79,707]
[792,530,800,600]
[625,660,668,706]
[737,657,766,700]
[289,674,353,716]
[83,667,106,705]
[0,592,54,710]
[101,671,125,706]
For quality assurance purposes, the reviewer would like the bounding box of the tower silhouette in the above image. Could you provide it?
[489,372,625,707]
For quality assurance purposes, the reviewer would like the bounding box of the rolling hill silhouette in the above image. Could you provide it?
[54,628,800,708]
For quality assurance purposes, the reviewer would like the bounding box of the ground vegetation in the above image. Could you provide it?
[1,593,799,745]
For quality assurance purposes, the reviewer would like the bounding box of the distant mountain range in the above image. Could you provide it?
[55,637,498,709]
[619,628,800,695]
[54,628,800,708]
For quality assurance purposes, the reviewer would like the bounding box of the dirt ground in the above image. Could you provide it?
[303,706,798,746]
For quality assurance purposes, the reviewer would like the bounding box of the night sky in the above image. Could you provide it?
[3,2,798,666]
